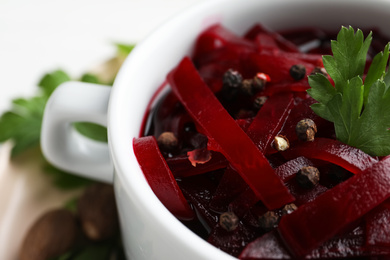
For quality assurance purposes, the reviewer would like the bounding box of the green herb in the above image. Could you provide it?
[115,43,135,57]
[308,26,390,156]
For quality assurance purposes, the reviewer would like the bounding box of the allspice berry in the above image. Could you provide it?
[19,209,78,260]
[77,183,119,241]
[296,118,317,141]
[296,166,320,189]
[281,203,298,215]
[273,135,290,151]
[219,212,239,231]
[222,69,243,100]
[157,132,178,152]
[258,211,280,232]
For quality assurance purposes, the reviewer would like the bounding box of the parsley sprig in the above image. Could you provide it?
[308,26,390,156]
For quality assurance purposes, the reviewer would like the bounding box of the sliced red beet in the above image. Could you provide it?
[228,187,258,218]
[133,136,194,220]
[285,181,328,206]
[240,225,382,259]
[167,57,294,210]
[245,93,294,153]
[275,156,314,182]
[365,200,390,248]
[178,174,220,231]
[278,155,390,257]
[193,24,256,64]
[244,23,299,53]
[166,151,228,178]
[209,167,248,213]
[244,52,315,83]
[262,81,310,96]
[208,222,260,257]
[282,137,378,174]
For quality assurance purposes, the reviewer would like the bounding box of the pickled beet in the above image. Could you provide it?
[167,57,294,209]
[133,136,194,220]
[135,23,390,259]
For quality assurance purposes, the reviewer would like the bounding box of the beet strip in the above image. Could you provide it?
[246,93,294,153]
[278,155,390,257]
[282,137,378,174]
[167,57,294,209]
[133,136,194,220]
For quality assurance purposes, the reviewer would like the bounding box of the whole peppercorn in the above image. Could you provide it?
[273,135,290,152]
[157,132,178,152]
[295,118,317,141]
[219,212,239,231]
[252,73,267,93]
[241,79,254,96]
[290,64,306,80]
[258,211,280,232]
[281,203,298,215]
[296,166,320,189]
[222,69,243,100]
[310,66,328,76]
[253,96,268,111]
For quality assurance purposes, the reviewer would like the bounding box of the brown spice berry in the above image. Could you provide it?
[19,209,78,260]
[157,132,178,152]
[296,166,320,189]
[290,64,306,80]
[295,118,317,141]
[281,203,298,215]
[78,183,119,241]
[252,75,266,93]
[219,212,239,231]
[241,79,255,96]
[253,96,268,111]
[311,66,328,76]
[273,135,290,151]
[258,211,280,232]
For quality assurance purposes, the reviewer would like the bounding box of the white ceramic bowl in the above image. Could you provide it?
[41,0,390,259]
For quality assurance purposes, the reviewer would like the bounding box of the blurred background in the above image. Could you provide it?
[0,0,205,259]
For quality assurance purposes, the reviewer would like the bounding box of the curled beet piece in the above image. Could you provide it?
[282,137,378,174]
[168,57,294,209]
[278,155,390,257]
[133,136,194,220]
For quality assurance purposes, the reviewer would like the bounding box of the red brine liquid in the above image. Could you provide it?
[133,24,390,258]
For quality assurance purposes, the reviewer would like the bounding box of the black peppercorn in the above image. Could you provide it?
[290,64,306,80]
[222,69,242,100]
[296,118,317,142]
[157,132,178,152]
[281,203,298,215]
[296,166,320,189]
[219,212,239,232]
[258,211,280,232]
[253,96,268,111]
[252,74,266,93]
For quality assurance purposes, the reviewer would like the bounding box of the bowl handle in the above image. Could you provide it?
[41,82,114,183]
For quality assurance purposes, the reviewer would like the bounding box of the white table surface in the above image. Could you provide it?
[0,0,205,259]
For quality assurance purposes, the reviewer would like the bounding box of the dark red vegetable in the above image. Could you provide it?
[278,155,390,257]
[282,137,378,174]
[133,136,194,220]
[167,57,294,210]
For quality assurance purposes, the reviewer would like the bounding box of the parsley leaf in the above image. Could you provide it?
[308,26,390,156]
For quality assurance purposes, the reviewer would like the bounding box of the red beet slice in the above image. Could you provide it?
[365,200,390,248]
[209,167,248,213]
[278,155,390,257]
[282,137,378,174]
[275,156,314,182]
[167,57,294,209]
[133,136,194,220]
[208,222,259,257]
[246,93,294,153]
